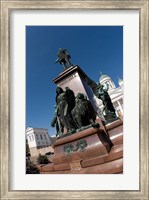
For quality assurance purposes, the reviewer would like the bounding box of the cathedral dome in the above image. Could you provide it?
[99,74,116,90]
[99,74,110,82]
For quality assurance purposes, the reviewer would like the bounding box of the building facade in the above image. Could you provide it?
[26,127,53,157]
[95,74,123,120]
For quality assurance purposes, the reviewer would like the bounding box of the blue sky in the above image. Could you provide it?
[26,26,123,136]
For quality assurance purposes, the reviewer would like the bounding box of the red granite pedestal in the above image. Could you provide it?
[39,120,123,174]
[105,119,123,146]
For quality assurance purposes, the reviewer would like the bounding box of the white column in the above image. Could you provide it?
[117,100,123,115]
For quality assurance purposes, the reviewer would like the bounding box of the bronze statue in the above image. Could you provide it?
[51,105,64,137]
[55,48,72,70]
[86,76,118,123]
[65,87,75,110]
[55,86,76,134]
[52,86,100,137]
[72,93,98,131]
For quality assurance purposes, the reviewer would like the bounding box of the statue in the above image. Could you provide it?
[86,76,118,123]
[55,86,76,134]
[72,93,99,131]
[51,105,64,137]
[55,48,72,70]
[95,84,117,121]
[65,87,75,110]
[52,86,100,137]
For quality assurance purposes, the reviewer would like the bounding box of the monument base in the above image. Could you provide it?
[105,119,123,145]
[38,120,123,174]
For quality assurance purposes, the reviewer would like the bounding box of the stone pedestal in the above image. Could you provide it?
[105,119,123,145]
[52,127,112,168]
[39,125,123,174]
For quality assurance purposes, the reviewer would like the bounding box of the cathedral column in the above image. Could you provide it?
[117,100,123,115]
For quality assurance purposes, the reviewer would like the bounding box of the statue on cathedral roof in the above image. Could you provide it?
[55,48,73,70]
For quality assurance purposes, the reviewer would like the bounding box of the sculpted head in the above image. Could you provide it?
[56,87,63,95]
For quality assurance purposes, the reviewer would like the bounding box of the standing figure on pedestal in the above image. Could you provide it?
[51,105,64,137]
[55,48,73,70]
[65,86,75,110]
[86,76,118,123]
[55,86,76,135]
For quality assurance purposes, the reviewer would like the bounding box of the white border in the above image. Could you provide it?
[10,10,139,190]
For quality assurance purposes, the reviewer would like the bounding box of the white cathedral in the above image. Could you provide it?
[95,74,123,120]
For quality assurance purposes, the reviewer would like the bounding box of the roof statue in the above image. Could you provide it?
[55,48,73,70]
